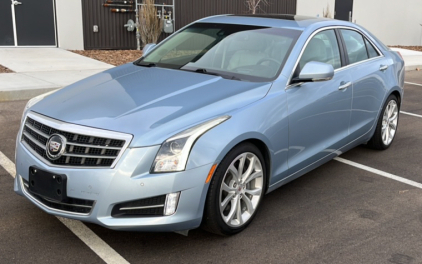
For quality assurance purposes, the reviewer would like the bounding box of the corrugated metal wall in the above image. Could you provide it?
[174,0,297,30]
[82,0,138,49]
[82,0,297,50]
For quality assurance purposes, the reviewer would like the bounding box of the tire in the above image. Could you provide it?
[202,142,266,236]
[367,94,399,150]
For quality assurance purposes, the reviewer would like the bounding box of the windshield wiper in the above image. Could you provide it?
[182,67,243,81]
[135,61,157,67]
[190,68,218,75]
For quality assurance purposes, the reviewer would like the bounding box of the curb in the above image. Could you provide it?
[405,65,422,71]
[0,87,61,102]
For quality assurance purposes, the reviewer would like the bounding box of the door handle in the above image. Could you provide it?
[379,65,388,71]
[339,81,352,91]
[12,0,22,5]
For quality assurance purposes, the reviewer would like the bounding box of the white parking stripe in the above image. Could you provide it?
[334,157,422,189]
[0,151,16,178]
[0,151,130,264]
[405,81,422,87]
[400,111,422,118]
[58,217,130,264]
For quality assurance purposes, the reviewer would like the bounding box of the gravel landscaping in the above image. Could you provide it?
[390,46,422,52]
[71,50,143,66]
[0,64,14,73]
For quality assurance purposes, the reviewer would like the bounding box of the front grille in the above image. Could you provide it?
[111,195,166,218]
[21,113,131,168]
[22,179,95,215]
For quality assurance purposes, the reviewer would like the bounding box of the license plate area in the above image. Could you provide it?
[28,166,68,202]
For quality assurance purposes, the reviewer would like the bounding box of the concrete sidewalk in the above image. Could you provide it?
[0,48,113,101]
[391,47,422,71]
[0,47,421,102]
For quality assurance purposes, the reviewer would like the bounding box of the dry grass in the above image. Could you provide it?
[71,50,143,66]
[0,64,14,73]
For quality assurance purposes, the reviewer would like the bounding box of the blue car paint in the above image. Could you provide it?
[31,65,272,147]
[15,15,404,232]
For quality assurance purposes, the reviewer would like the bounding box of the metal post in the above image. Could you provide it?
[135,0,141,50]
[173,0,175,30]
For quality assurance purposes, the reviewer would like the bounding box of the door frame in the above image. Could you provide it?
[3,0,57,47]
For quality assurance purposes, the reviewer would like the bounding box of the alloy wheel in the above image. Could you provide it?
[381,100,398,146]
[219,152,264,227]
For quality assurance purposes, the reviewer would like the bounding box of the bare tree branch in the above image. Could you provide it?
[139,0,162,46]
[246,0,269,14]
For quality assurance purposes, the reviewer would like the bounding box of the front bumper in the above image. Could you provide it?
[14,140,212,232]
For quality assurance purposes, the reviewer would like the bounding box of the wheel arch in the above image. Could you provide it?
[390,89,402,108]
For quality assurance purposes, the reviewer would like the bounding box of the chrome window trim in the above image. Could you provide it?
[285,26,385,90]
[20,175,94,216]
[21,111,133,169]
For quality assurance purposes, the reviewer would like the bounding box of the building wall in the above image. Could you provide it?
[297,0,422,46]
[296,0,335,18]
[56,0,84,50]
[81,0,297,50]
[82,0,138,50]
[175,0,297,30]
[353,0,422,46]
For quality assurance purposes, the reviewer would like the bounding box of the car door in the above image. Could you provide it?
[339,29,389,139]
[286,29,352,175]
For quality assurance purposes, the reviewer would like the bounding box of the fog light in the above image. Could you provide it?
[164,192,180,216]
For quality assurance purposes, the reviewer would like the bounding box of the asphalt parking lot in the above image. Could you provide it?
[1,71,422,264]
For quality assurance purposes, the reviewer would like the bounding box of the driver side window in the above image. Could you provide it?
[297,30,341,74]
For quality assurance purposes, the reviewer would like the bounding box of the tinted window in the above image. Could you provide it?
[341,30,369,64]
[298,29,341,72]
[365,38,379,58]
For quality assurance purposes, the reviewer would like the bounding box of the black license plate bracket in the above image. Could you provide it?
[28,166,68,202]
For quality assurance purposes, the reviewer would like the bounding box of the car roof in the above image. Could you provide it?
[198,14,353,31]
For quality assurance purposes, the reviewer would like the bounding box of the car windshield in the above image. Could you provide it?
[137,23,302,82]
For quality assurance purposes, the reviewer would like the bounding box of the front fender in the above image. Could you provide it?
[186,89,289,187]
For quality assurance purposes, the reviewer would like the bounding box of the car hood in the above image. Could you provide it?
[31,63,272,147]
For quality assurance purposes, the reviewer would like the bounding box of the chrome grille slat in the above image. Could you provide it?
[25,123,49,138]
[22,131,46,149]
[62,153,117,159]
[65,141,121,150]
[21,112,132,168]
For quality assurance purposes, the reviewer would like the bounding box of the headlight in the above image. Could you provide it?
[152,116,230,173]
[21,89,58,123]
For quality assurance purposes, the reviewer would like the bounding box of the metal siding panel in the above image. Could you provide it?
[0,0,15,45]
[82,0,137,49]
[82,0,297,49]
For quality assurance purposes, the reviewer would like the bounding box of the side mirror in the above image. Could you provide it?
[142,43,157,56]
[292,61,334,83]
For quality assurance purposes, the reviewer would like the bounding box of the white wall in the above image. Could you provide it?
[297,0,335,19]
[353,0,422,46]
[55,0,84,50]
[297,0,422,46]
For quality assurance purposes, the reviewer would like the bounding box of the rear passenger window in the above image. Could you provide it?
[298,29,341,72]
[341,30,369,64]
[365,38,380,58]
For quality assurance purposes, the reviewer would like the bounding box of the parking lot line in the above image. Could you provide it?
[405,81,422,87]
[334,157,422,189]
[0,151,16,177]
[400,111,422,118]
[0,151,130,264]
